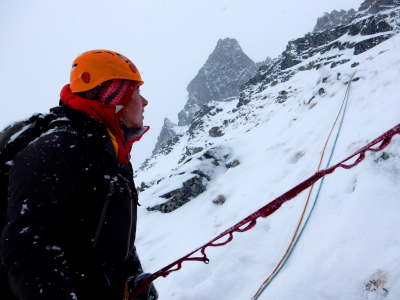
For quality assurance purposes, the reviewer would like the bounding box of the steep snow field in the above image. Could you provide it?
[134,33,400,299]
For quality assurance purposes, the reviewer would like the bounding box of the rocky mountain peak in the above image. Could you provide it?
[152,38,271,157]
[313,9,356,32]
[256,57,272,69]
[213,37,242,53]
[177,38,258,126]
[151,117,178,156]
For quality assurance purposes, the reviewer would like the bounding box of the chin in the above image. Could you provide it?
[133,123,143,128]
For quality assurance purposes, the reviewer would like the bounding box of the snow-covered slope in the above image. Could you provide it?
[134,2,400,299]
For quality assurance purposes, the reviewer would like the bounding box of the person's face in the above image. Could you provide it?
[120,84,148,128]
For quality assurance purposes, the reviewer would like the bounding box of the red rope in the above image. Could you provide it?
[131,123,400,298]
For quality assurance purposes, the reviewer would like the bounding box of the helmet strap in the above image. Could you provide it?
[79,84,102,100]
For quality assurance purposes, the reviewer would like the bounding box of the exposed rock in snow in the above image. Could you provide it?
[146,146,232,213]
[152,118,178,156]
[177,38,258,126]
[225,159,240,169]
[256,57,272,69]
[313,9,356,32]
[209,126,225,138]
[212,194,226,205]
[147,176,207,213]
[137,181,151,193]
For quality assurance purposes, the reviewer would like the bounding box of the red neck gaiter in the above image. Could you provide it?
[60,84,144,166]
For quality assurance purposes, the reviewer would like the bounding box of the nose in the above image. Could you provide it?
[141,95,148,107]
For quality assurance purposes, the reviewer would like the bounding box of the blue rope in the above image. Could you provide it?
[254,72,356,300]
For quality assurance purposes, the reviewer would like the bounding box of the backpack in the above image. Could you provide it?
[0,113,66,238]
[0,113,69,299]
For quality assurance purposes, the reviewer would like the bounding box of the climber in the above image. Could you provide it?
[0,50,157,300]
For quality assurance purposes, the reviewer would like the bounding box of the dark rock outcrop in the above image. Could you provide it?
[212,194,226,205]
[276,90,289,103]
[152,118,178,155]
[177,146,204,164]
[225,159,240,169]
[209,126,225,137]
[187,103,217,140]
[359,0,400,14]
[313,9,356,32]
[137,182,151,193]
[146,145,235,213]
[178,38,258,126]
[147,176,207,213]
[256,57,272,69]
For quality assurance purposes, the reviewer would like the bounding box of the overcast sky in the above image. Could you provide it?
[0,0,364,169]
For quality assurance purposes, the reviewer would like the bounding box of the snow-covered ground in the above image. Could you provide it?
[134,31,400,299]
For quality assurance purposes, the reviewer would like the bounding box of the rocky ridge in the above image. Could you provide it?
[359,0,400,13]
[256,57,272,69]
[313,9,356,32]
[239,0,400,108]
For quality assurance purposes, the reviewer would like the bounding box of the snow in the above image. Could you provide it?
[19,227,30,234]
[20,204,29,215]
[8,123,31,143]
[134,32,400,299]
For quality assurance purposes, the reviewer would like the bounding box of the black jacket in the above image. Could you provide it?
[1,105,143,300]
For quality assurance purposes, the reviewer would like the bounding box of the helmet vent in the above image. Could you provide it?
[116,54,123,60]
[124,57,130,64]
[105,52,115,56]
[93,52,102,54]
[71,64,78,73]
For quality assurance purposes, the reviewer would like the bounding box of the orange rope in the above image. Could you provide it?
[124,281,130,300]
[252,77,353,299]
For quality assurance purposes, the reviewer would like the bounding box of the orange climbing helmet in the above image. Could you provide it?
[70,49,144,93]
